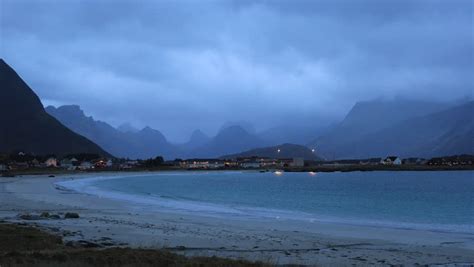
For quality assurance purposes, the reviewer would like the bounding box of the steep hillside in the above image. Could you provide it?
[309,99,453,159]
[312,101,473,159]
[0,59,110,156]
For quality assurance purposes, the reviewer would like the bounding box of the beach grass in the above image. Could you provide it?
[0,223,271,267]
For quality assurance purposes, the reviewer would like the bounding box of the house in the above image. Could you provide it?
[381,156,402,165]
[259,158,278,167]
[126,160,139,166]
[30,159,41,168]
[290,158,305,167]
[78,161,93,170]
[60,158,78,169]
[44,157,58,167]
[278,158,294,167]
[119,163,133,170]
[241,161,260,168]
[188,160,208,169]
[224,160,239,168]
[94,159,113,168]
[0,164,7,171]
[106,159,113,167]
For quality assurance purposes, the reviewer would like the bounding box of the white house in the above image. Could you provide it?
[106,159,113,167]
[381,156,402,165]
[45,157,58,167]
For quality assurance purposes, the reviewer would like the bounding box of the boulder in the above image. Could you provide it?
[64,212,80,219]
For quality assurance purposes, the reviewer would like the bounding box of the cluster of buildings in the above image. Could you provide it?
[426,155,473,166]
[313,155,474,167]
[1,153,472,173]
[0,153,114,171]
[178,157,306,169]
[310,156,429,166]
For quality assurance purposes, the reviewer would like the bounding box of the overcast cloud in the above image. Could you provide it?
[1,0,472,141]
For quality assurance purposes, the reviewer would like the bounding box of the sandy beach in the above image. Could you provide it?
[1,172,473,266]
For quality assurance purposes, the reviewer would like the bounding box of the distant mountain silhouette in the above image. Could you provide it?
[180,129,210,151]
[189,125,264,158]
[310,99,473,159]
[0,59,110,156]
[220,121,256,135]
[221,143,321,160]
[46,105,180,159]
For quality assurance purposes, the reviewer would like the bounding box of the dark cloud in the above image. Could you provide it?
[1,0,472,141]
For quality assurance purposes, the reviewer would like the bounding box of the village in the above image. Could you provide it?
[0,152,473,174]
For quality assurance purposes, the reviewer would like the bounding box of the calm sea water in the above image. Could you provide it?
[60,171,474,233]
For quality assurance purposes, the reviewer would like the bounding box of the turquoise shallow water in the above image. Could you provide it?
[61,171,474,233]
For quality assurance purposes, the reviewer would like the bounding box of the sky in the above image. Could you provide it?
[1,0,473,142]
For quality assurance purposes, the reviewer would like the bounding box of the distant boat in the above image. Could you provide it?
[309,171,317,176]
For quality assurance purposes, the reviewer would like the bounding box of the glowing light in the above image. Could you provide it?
[274,170,283,176]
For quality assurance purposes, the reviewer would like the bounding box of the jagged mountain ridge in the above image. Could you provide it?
[46,105,180,159]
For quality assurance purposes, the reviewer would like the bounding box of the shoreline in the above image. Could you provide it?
[56,171,474,235]
[1,164,473,177]
[1,172,474,266]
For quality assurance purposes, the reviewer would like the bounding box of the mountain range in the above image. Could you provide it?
[187,125,265,158]
[45,105,180,159]
[2,58,472,160]
[0,59,110,157]
[309,99,474,159]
